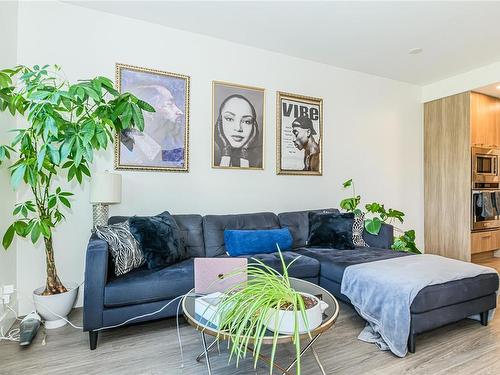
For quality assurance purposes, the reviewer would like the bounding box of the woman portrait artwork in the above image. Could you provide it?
[212,81,264,169]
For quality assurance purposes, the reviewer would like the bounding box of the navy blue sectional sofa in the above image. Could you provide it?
[83,209,499,352]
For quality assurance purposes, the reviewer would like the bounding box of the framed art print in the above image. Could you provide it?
[114,63,190,172]
[276,91,323,176]
[212,81,265,170]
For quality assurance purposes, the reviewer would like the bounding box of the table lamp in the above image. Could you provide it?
[90,171,122,227]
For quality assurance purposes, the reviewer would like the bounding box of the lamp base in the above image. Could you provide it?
[92,203,109,227]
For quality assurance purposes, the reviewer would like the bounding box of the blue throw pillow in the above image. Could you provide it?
[224,228,293,256]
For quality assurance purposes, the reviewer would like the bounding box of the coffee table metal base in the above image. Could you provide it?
[196,331,327,375]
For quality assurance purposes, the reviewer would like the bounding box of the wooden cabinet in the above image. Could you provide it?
[424,91,500,262]
[424,93,471,261]
[470,92,500,148]
[471,230,500,254]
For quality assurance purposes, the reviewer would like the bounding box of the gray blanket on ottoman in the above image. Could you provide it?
[341,254,498,357]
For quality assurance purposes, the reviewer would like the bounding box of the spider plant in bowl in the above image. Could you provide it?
[215,248,327,374]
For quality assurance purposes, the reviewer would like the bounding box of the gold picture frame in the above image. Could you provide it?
[114,63,190,172]
[212,80,265,170]
[276,91,323,176]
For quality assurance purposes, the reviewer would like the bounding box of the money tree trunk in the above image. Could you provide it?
[42,237,67,295]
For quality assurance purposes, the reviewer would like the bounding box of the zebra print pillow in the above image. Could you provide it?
[352,213,369,247]
[95,221,145,276]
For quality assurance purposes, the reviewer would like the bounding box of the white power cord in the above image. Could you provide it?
[3,286,196,368]
[0,305,22,342]
[0,326,20,342]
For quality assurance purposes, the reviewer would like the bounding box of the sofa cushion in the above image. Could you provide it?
[307,211,355,249]
[109,214,205,258]
[294,246,410,283]
[220,251,320,279]
[104,259,194,307]
[203,212,280,257]
[129,212,187,270]
[94,221,145,276]
[410,273,499,313]
[224,228,293,256]
[278,208,339,249]
[363,223,394,249]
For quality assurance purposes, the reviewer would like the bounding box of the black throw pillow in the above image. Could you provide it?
[128,211,187,270]
[307,212,355,250]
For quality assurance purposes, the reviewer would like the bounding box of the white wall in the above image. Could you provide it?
[14,1,423,314]
[0,1,18,327]
[422,60,500,102]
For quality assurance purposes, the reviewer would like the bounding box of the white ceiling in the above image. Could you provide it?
[69,1,500,85]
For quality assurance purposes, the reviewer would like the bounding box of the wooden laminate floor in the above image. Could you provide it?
[1,299,499,375]
[474,254,500,274]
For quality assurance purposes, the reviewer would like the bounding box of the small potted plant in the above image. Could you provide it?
[0,65,153,328]
[214,248,327,374]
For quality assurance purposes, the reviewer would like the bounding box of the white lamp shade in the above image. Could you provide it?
[90,172,122,204]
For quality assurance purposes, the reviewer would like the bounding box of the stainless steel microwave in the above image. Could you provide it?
[472,146,500,185]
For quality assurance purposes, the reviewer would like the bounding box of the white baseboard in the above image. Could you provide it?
[0,294,17,337]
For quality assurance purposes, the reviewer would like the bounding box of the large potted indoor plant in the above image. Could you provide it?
[214,249,326,374]
[0,65,153,327]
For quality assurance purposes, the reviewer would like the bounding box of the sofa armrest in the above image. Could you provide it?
[83,234,109,331]
[363,223,394,249]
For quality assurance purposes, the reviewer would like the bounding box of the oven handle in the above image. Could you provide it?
[472,190,500,193]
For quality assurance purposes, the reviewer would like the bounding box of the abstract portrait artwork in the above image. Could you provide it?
[115,64,190,172]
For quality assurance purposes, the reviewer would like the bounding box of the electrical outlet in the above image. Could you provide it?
[2,285,14,295]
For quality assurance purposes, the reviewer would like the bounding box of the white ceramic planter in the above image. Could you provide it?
[265,293,328,334]
[33,282,79,329]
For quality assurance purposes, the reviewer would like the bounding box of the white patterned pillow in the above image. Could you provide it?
[352,213,369,247]
[95,221,145,276]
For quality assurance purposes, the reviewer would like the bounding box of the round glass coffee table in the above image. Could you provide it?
[182,278,340,375]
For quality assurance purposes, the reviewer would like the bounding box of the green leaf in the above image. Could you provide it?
[365,217,382,235]
[342,179,353,188]
[60,137,75,161]
[95,129,108,149]
[26,166,37,187]
[121,105,132,129]
[2,225,15,249]
[10,164,26,189]
[80,163,91,177]
[14,221,28,237]
[48,196,57,209]
[81,120,96,144]
[45,116,58,137]
[67,165,76,181]
[37,145,47,171]
[40,221,51,239]
[47,144,60,165]
[59,195,71,208]
[365,202,382,214]
[73,139,83,167]
[75,167,82,183]
[136,99,155,112]
[13,205,22,215]
[131,103,144,131]
[30,222,41,243]
[340,196,361,212]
